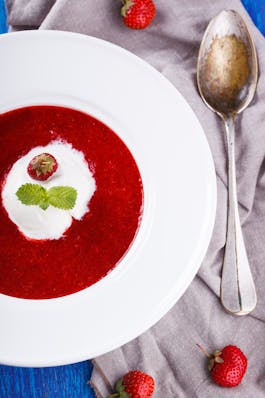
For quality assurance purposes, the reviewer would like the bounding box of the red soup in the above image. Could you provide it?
[0,106,143,299]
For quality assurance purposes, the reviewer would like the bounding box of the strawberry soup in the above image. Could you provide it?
[0,105,143,299]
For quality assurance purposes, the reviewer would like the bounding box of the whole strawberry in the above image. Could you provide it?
[27,153,58,181]
[108,370,155,397]
[208,345,247,387]
[121,0,156,30]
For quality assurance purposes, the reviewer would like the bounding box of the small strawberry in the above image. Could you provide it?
[27,153,58,181]
[197,344,247,388]
[108,370,155,397]
[121,0,156,30]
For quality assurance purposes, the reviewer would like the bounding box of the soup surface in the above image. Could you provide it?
[0,106,143,299]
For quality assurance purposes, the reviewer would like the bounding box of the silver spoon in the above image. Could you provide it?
[197,9,258,315]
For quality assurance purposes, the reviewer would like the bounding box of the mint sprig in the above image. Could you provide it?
[16,183,77,211]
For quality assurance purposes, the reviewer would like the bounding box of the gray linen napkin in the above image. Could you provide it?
[7,1,265,396]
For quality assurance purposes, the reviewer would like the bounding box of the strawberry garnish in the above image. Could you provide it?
[197,344,247,387]
[121,0,156,30]
[108,370,155,397]
[27,153,58,181]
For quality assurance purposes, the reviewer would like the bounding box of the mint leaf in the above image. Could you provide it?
[16,183,47,206]
[16,183,77,211]
[47,186,77,210]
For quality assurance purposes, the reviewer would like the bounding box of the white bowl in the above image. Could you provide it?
[0,30,216,367]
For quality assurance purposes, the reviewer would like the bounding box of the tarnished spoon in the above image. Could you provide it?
[197,10,258,315]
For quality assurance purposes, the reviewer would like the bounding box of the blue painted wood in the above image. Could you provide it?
[0,0,264,397]
[0,361,95,398]
[242,0,265,36]
[0,0,7,33]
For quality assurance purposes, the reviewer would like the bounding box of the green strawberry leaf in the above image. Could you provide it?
[16,183,47,206]
[120,392,130,398]
[115,380,125,392]
[47,186,77,210]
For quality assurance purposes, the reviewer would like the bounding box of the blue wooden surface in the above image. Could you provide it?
[0,0,7,34]
[0,362,94,398]
[0,1,264,397]
[242,0,265,35]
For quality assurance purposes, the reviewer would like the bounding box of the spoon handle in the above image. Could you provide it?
[221,116,257,315]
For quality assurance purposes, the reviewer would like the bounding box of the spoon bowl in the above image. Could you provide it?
[197,10,258,315]
[197,9,258,117]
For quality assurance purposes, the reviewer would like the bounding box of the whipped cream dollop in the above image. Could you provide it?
[2,141,96,240]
